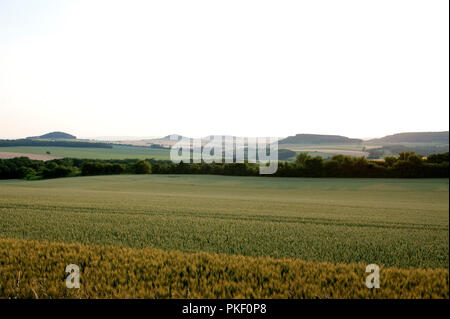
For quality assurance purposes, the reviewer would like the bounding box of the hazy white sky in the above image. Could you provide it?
[0,0,448,139]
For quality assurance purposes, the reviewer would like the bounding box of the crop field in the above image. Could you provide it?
[1,238,448,299]
[0,175,448,298]
[280,144,367,151]
[279,144,372,158]
[0,152,60,161]
[0,145,170,160]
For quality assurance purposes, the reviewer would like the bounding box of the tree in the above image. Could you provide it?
[398,152,415,161]
[407,154,423,166]
[295,153,311,167]
[304,156,323,176]
[426,152,449,164]
[133,161,151,174]
[384,156,397,167]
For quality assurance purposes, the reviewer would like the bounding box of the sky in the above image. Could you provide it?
[0,0,448,140]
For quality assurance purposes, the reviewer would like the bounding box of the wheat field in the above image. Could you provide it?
[0,175,448,298]
[1,238,448,299]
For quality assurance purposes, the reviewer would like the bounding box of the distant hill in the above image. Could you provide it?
[163,134,186,141]
[367,131,449,144]
[27,131,76,140]
[0,139,112,148]
[279,134,363,145]
[4,131,113,149]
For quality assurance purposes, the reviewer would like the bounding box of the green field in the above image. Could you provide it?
[278,144,371,158]
[0,145,170,160]
[0,175,448,269]
[281,144,367,151]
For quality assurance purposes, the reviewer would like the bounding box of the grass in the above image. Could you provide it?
[0,175,448,269]
[1,238,448,299]
[0,145,170,160]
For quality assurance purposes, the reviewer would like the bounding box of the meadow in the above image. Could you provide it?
[0,145,170,160]
[0,175,448,269]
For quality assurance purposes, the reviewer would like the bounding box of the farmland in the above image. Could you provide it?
[0,175,448,298]
[0,152,60,161]
[0,145,170,160]
[280,143,370,158]
[0,175,448,268]
[281,144,367,151]
[1,238,447,298]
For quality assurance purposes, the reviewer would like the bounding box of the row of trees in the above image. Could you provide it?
[80,160,152,175]
[0,152,448,180]
[0,139,112,148]
[277,152,449,178]
[152,152,449,178]
[0,158,152,180]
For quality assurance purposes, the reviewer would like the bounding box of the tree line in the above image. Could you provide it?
[0,139,113,148]
[0,152,448,180]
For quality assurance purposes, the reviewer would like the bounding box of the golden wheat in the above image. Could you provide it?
[0,238,447,299]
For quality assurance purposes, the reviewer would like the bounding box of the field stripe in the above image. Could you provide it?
[0,238,448,299]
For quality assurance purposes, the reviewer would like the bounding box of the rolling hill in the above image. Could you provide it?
[279,134,363,145]
[26,131,76,140]
[367,131,449,144]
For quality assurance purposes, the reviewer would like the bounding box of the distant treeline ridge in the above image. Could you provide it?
[0,152,448,180]
[0,139,113,148]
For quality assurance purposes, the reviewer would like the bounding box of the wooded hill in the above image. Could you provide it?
[367,131,449,144]
[279,134,363,145]
[26,131,76,140]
